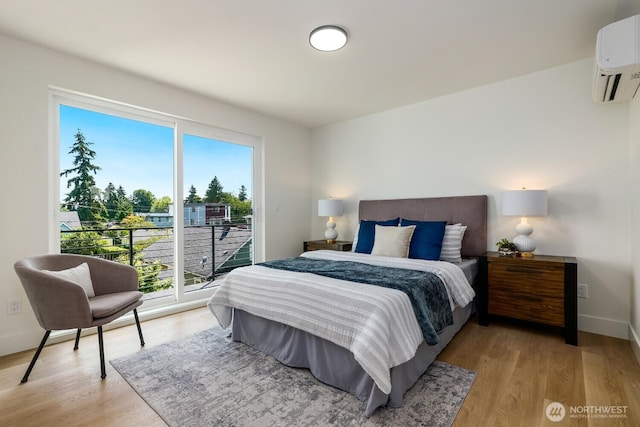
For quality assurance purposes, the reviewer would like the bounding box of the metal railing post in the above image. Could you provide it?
[211,224,215,281]
[128,229,134,266]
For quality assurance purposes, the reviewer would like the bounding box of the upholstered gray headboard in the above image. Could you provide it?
[358,195,488,257]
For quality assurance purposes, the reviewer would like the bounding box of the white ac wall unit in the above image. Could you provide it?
[593,14,640,103]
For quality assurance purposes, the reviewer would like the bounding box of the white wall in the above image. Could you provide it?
[0,34,311,357]
[311,58,631,339]
[626,0,640,362]
[630,95,640,361]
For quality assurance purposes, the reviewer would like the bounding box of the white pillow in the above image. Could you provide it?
[371,225,416,258]
[351,223,360,251]
[43,262,95,297]
[440,223,467,263]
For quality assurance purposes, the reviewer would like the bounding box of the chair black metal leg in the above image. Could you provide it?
[133,309,145,347]
[73,328,81,350]
[21,330,51,383]
[98,326,106,379]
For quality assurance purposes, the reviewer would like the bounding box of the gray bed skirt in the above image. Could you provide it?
[231,303,473,416]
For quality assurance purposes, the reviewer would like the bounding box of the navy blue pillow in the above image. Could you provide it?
[400,219,447,260]
[354,218,400,253]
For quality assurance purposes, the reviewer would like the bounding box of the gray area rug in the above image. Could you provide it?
[110,327,476,426]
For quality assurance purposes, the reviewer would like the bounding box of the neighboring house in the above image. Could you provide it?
[183,203,231,226]
[145,203,232,227]
[144,212,173,227]
[59,211,81,231]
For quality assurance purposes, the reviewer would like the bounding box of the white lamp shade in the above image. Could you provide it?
[318,199,343,217]
[502,190,548,217]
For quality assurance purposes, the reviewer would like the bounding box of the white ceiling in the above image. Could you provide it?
[0,0,634,128]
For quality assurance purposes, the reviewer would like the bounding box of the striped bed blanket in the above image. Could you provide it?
[258,256,453,345]
[207,250,474,394]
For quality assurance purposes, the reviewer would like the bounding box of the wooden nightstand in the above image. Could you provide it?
[478,251,578,345]
[303,240,353,252]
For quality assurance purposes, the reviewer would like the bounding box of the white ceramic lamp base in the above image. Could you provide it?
[513,217,536,256]
[324,217,338,243]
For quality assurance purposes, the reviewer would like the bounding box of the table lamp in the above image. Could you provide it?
[502,189,548,256]
[318,199,343,243]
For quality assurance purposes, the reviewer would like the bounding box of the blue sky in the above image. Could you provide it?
[59,105,252,203]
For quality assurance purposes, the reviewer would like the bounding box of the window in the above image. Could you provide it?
[51,89,262,309]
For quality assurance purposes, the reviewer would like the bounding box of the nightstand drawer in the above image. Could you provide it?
[488,289,564,326]
[488,261,565,327]
[488,262,564,298]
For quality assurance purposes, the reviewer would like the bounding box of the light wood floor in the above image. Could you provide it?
[1,307,638,427]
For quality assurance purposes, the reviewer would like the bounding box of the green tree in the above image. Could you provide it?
[204,176,224,202]
[185,184,202,203]
[132,254,172,293]
[60,230,110,255]
[116,185,127,200]
[120,214,156,229]
[103,182,118,220]
[113,186,132,221]
[151,196,172,213]
[238,185,248,202]
[115,252,171,294]
[60,129,104,223]
[130,189,155,213]
[220,192,252,221]
[91,185,109,223]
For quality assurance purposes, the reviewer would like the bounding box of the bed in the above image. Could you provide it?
[208,195,487,416]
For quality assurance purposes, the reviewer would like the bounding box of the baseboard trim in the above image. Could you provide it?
[578,314,629,340]
[630,324,640,366]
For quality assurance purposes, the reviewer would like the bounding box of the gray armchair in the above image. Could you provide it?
[14,254,145,382]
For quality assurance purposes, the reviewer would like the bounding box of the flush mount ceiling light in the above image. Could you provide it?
[309,25,348,51]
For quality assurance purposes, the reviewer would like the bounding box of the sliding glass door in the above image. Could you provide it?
[180,127,254,296]
[52,90,260,308]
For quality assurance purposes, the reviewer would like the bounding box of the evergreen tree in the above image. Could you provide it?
[115,185,133,221]
[103,182,118,220]
[60,129,103,223]
[238,185,248,202]
[204,176,224,203]
[185,184,202,203]
[116,185,127,200]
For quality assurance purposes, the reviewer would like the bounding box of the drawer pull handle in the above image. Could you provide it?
[505,267,543,274]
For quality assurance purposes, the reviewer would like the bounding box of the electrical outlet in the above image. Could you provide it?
[7,298,21,315]
[577,284,588,299]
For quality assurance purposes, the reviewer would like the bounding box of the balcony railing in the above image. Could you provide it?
[60,223,252,296]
